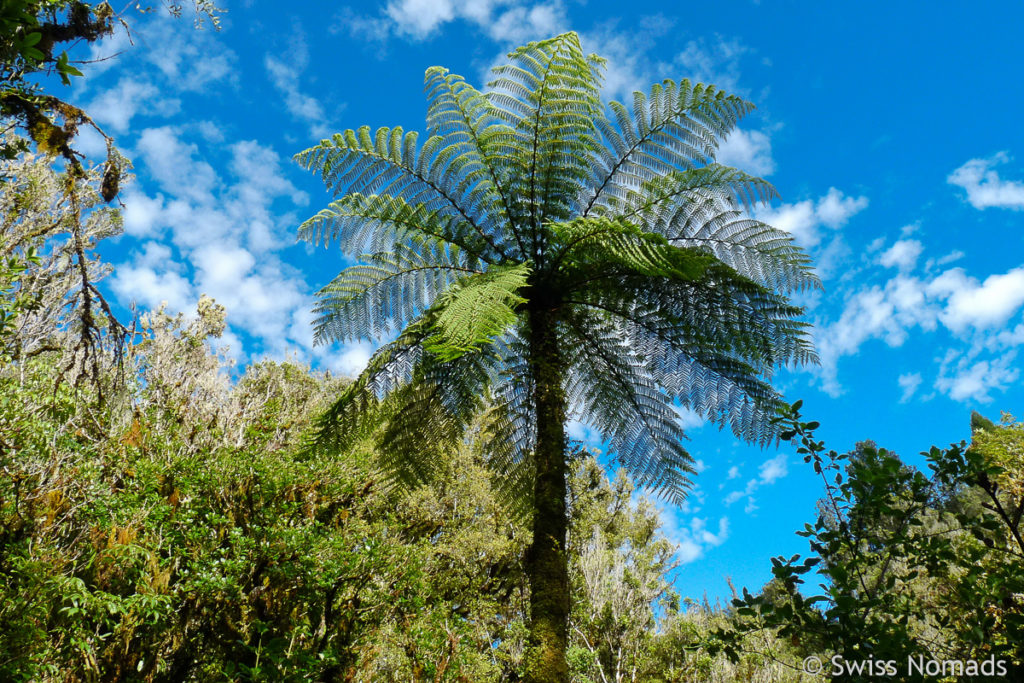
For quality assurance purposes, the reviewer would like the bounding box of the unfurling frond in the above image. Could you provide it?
[424,263,530,361]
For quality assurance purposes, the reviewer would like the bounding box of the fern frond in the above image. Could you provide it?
[313,241,482,344]
[374,346,494,488]
[659,198,820,293]
[295,126,512,260]
[424,263,530,361]
[299,193,492,265]
[480,335,537,515]
[561,308,694,503]
[302,320,429,458]
[566,269,815,443]
[425,67,523,257]
[487,32,604,231]
[583,79,752,215]
[549,216,716,285]
[604,164,777,219]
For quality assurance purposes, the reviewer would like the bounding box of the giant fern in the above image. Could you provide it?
[296,31,818,683]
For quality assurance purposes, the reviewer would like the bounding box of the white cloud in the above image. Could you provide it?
[668,516,729,564]
[138,19,236,92]
[897,372,922,403]
[385,0,459,38]
[114,127,323,363]
[672,403,706,430]
[694,517,729,546]
[134,126,218,203]
[716,128,775,176]
[723,453,788,507]
[264,53,335,140]
[755,188,868,249]
[878,239,923,272]
[815,187,870,229]
[673,35,749,93]
[812,261,1024,399]
[347,0,567,44]
[726,465,740,480]
[84,16,236,97]
[948,152,1024,210]
[486,2,566,44]
[120,191,166,238]
[87,78,180,133]
[814,276,937,396]
[930,268,1024,332]
[333,343,374,376]
[935,352,1019,403]
[577,25,651,103]
[111,241,194,314]
[758,454,787,485]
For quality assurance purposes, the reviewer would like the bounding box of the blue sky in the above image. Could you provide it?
[64,0,1024,602]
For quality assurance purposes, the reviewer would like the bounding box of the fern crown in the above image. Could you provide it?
[296,32,819,505]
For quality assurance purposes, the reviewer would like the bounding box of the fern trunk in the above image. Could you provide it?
[522,304,570,683]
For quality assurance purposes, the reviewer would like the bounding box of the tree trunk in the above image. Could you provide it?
[522,305,570,683]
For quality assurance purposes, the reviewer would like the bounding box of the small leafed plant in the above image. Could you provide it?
[296,32,818,682]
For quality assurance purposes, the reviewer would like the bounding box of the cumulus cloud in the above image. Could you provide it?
[948,152,1024,210]
[929,267,1024,332]
[935,352,1019,403]
[812,261,1024,400]
[758,454,787,485]
[717,128,775,176]
[120,191,166,239]
[113,126,320,362]
[672,35,749,93]
[321,341,375,377]
[86,16,236,96]
[87,78,180,133]
[134,126,219,203]
[672,516,730,564]
[338,0,567,44]
[110,242,193,313]
[755,188,868,249]
[672,403,706,430]
[485,2,565,44]
[878,239,924,271]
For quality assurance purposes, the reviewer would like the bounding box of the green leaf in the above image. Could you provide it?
[423,262,530,361]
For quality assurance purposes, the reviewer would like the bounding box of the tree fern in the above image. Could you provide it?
[296,31,819,683]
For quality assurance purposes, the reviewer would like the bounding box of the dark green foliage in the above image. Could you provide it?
[0,341,531,681]
[712,404,1024,681]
